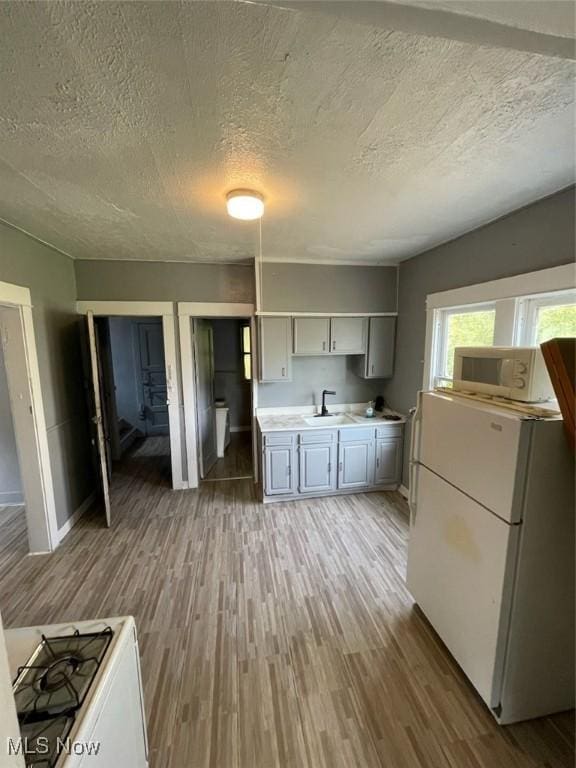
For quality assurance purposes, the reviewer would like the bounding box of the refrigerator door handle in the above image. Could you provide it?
[409,391,423,464]
[409,460,418,524]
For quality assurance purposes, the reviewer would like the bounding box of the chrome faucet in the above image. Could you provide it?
[317,389,336,417]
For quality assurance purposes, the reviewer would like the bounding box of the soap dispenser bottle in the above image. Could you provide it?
[365,400,375,418]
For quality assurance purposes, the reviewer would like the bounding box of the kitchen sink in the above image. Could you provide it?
[303,414,353,427]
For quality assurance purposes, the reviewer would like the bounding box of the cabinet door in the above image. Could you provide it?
[365,317,396,378]
[330,317,366,354]
[259,317,292,381]
[293,318,330,355]
[338,441,374,489]
[264,446,295,495]
[375,437,402,485]
[299,443,336,493]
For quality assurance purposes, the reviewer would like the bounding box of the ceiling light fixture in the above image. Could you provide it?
[226,189,265,220]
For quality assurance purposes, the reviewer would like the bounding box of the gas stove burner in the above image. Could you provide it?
[37,655,81,694]
[13,627,113,721]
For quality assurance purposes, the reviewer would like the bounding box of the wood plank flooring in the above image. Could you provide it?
[0,442,573,768]
[205,432,253,481]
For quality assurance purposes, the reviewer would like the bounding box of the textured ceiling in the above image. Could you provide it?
[0,1,574,265]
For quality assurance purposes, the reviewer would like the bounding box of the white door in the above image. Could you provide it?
[407,465,519,707]
[0,307,54,552]
[417,392,530,522]
[194,320,217,478]
[86,312,112,527]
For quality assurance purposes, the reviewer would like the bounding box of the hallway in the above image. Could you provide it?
[0,448,572,768]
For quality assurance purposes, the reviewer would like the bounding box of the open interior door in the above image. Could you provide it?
[193,319,217,478]
[86,311,112,527]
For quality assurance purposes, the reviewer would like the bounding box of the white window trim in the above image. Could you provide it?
[423,264,576,389]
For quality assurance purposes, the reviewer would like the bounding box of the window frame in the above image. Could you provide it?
[434,301,497,384]
[423,265,576,391]
[515,289,576,346]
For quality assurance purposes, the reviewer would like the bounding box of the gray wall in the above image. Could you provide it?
[75,260,255,304]
[258,356,387,408]
[261,263,397,313]
[0,344,23,505]
[384,186,576,486]
[0,221,93,527]
[211,319,251,430]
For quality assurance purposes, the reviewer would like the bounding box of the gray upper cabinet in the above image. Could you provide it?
[259,317,292,382]
[293,317,330,355]
[356,316,396,378]
[375,437,402,485]
[330,317,366,354]
[299,442,336,493]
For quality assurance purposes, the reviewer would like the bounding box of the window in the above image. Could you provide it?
[436,304,496,383]
[429,289,576,388]
[241,324,252,380]
[517,290,576,346]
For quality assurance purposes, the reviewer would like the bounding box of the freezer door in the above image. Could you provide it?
[407,465,519,708]
[417,392,531,523]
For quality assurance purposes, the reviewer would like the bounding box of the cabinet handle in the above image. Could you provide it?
[339,461,343,471]
[287,465,291,476]
[327,462,331,473]
[322,341,326,351]
[371,364,375,374]
[332,340,336,351]
[282,367,286,377]
[376,457,380,468]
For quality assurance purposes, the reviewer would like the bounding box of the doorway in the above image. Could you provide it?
[0,285,58,554]
[84,313,175,527]
[194,318,254,482]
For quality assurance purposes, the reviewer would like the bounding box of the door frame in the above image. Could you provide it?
[76,301,186,490]
[177,302,256,488]
[0,280,59,552]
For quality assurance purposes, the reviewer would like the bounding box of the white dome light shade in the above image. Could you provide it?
[226,189,264,220]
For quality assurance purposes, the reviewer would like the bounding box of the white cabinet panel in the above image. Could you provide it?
[259,317,292,382]
[330,318,366,354]
[293,318,330,355]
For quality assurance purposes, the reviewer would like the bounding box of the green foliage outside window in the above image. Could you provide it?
[444,310,495,378]
[536,304,576,344]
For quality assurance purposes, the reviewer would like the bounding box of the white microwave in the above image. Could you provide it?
[452,346,555,402]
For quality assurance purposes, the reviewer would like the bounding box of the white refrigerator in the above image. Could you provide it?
[407,391,575,724]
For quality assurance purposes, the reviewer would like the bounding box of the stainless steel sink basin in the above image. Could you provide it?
[303,414,353,427]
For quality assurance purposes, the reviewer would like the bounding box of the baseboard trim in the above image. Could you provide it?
[399,484,409,499]
[0,491,25,505]
[58,491,96,543]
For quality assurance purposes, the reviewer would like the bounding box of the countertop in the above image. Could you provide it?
[257,409,406,433]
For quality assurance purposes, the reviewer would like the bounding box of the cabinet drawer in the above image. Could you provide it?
[263,432,296,446]
[375,423,403,439]
[339,427,374,442]
[299,430,337,444]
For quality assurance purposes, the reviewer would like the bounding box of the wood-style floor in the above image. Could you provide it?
[205,431,253,481]
[0,441,573,768]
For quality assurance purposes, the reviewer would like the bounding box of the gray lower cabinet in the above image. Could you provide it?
[264,443,295,495]
[337,440,374,489]
[375,437,402,485]
[261,423,402,500]
[299,442,337,493]
[259,317,292,382]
